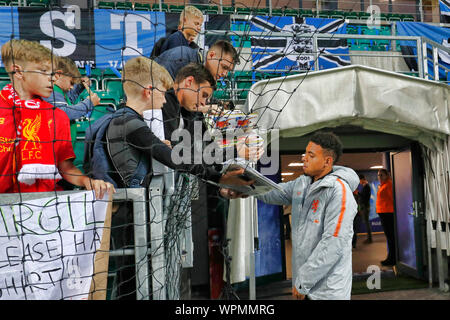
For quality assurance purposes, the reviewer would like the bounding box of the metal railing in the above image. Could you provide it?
[209,30,449,103]
[0,159,193,300]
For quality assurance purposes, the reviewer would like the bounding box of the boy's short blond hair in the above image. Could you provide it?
[55,56,82,84]
[179,5,203,26]
[122,56,173,97]
[1,39,55,76]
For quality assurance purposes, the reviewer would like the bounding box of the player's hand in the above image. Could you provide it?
[292,287,306,300]
[89,92,101,106]
[219,168,254,187]
[220,188,249,199]
[162,140,172,148]
[84,178,116,200]
[81,76,92,87]
[236,142,265,161]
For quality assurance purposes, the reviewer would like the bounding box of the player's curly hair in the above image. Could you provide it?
[309,131,343,164]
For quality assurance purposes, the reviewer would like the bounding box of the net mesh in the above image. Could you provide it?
[0,0,445,300]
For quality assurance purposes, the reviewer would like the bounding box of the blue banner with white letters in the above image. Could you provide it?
[93,9,166,69]
[0,6,20,67]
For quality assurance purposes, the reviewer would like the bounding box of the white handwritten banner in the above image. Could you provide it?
[0,191,108,300]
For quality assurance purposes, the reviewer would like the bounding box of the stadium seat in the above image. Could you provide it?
[105,79,124,99]
[402,14,415,21]
[28,0,48,7]
[358,12,371,20]
[115,1,133,10]
[169,4,183,13]
[134,2,150,11]
[236,7,252,15]
[330,10,345,19]
[255,7,269,16]
[345,11,359,20]
[222,6,235,15]
[387,13,402,21]
[89,103,116,122]
[9,0,27,6]
[206,5,219,14]
[271,8,283,16]
[284,9,298,17]
[97,1,115,9]
[0,80,9,89]
[318,10,332,18]
[299,9,314,17]
[0,0,9,6]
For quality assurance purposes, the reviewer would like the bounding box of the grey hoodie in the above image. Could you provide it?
[256,166,359,300]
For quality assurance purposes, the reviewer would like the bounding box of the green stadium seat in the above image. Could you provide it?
[222,6,235,15]
[271,8,283,16]
[9,0,27,6]
[206,5,219,14]
[0,80,10,89]
[97,1,114,9]
[318,10,332,18]
[0,0,9,6]
[345,11,359,20]
[387,13,402,21]
[378,13,388,21]
[299,9,314,17]
[402,14,415,21]
[134,2,151,11]
[105,79,124,99]
[236,7,252,15]
[115,1,133,10]
[89,103,116,122]
[358,12,371,20]
[284,9,298,17]
[169,4,183,13]
[28,0,48,7]
[255,7,269,16]
[331,10,345,19]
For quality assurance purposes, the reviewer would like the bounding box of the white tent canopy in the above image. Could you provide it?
[246,65,449,149]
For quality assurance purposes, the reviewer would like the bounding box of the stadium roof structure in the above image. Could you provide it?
[247,65,449,150]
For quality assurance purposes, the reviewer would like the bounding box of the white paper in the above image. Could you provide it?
[143,109,165,141]
[0,191,108,300]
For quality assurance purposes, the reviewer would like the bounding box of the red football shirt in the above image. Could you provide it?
[14,100,76,193]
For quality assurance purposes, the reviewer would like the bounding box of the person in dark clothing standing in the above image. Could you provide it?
[358,174,373,243]
[102,57,252,299]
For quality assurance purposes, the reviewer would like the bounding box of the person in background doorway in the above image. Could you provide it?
[358,174,373,244]
[376,168,396,266]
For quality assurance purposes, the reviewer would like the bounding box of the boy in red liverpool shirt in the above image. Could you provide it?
[0,39,113,199]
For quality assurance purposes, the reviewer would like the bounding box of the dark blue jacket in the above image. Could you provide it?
[155,46,204,80]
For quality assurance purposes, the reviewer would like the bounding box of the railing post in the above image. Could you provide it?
[422,39,428,80]
[433,46,439,81]
[149,175,166,300]
[133,188,151,300]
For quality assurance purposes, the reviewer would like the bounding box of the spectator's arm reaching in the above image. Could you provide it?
[58,159,115,199]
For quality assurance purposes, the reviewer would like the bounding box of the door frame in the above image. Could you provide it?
[390,143,426,280]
